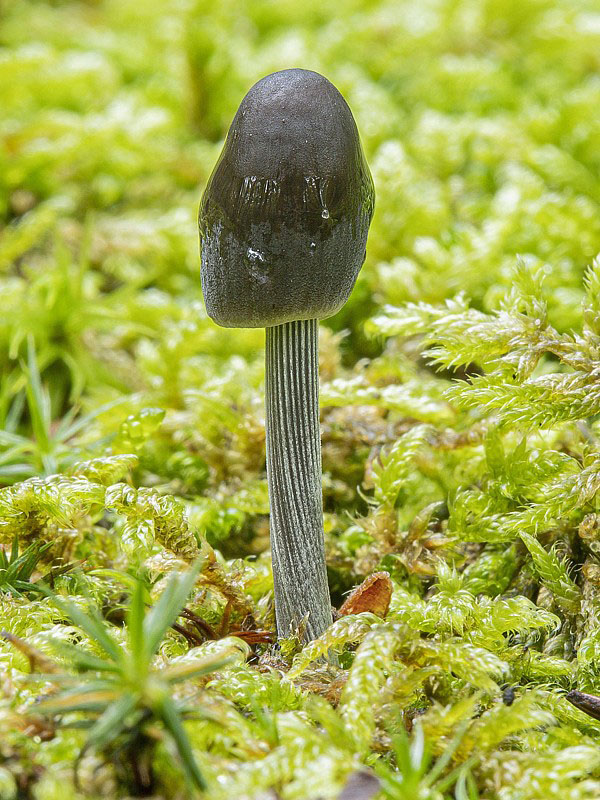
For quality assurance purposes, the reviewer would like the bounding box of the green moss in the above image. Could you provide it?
[1,0,600,795]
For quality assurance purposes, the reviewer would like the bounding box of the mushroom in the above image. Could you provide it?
[199,68,374,642]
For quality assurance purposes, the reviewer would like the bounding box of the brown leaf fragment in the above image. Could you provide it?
[229,630,274,644]
[338,572,392,618]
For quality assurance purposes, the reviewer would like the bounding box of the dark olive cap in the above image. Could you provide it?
[199,68,375,328]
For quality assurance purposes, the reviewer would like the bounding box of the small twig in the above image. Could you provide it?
[566,690,600,721]
[171,623,205,648]
[2,631,61,673]
[179,608,217,640]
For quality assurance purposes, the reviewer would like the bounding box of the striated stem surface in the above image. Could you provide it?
[265,319,333,641]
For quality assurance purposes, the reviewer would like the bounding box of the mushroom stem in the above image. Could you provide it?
[265,318,333,641]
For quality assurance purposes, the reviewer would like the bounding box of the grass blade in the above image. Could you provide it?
[156,693,206,790]
[127,577,148,670]
[86,693,139,750]
[48,592,123,664]
[143,560,203,657]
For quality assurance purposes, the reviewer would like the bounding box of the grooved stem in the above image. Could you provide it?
[265,319,333,642]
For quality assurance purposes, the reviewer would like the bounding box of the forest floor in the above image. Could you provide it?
[2,0,600,798]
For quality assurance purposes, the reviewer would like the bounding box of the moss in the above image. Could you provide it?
[1,0,600,796]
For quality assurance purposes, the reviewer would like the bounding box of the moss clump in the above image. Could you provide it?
[2,0,600,797]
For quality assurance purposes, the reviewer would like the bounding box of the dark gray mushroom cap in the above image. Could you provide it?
[199,68,375,328]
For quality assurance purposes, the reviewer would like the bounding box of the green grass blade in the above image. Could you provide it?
[156,693,206,790]
[45,639,122,674]
[6,541,51,583]
[47,592,123,664]
[55,395,131,440]
[4,391,25,434]
[162,653,233,684]
[10,535,18,564]
[127,577,148,670]
[37,685,121,714]
[23,337,51,455]
[0,430,29,448]
[86,693,139,751]
[143,560,202,658]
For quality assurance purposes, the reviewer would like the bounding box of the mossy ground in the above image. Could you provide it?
[2,0,600,798]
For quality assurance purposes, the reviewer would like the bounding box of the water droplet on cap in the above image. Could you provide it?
[247,247,265,263]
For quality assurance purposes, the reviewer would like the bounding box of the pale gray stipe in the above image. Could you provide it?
[265,319,333,641]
